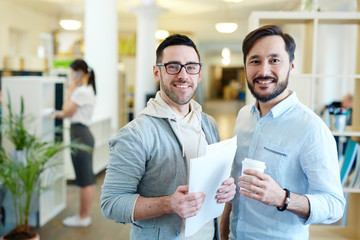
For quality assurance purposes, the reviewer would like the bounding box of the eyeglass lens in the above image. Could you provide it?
[166,63,201,75]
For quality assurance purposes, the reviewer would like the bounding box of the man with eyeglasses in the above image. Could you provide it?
[101,34,236,240]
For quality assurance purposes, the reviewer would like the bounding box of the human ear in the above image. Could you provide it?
[153,65,161,82]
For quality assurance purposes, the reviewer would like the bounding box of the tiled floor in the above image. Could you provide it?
[34,99,244,240]
[35,171,131,240]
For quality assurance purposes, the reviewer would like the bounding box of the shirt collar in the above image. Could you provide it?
[250,90,298,118]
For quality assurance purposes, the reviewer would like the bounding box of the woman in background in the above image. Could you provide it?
[54,59,96,227]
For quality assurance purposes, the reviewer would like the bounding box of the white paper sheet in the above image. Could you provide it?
[185,136,237,237]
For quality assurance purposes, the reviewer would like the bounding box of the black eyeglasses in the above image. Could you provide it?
[156,62,202,75]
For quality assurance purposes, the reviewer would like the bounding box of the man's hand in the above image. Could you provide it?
[238,169,310,219]
[216,177,236,203]
[170,185,205,219]
[238,169,285,207]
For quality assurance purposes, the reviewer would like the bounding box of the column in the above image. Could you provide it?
[84,0,118,129]
[131,2,166,115]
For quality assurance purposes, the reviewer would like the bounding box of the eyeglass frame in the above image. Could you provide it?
[156,62,202,75]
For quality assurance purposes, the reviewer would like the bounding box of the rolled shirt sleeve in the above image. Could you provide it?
[302,126,346,224]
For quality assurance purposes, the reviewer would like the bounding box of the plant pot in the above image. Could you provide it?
[11,149,27,166]
[1,231,39,240]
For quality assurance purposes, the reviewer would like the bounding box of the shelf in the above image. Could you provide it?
[93,142,109,174]
[41,107,54,117]
[94,139,110,148]
[63,116,112,180]
[1,76,67,228]
[94,160,109,175]
[292,74,360,79]
[39,177,66,226]
[310,224,356,240]
[343,187,360,193]
[332,131,360,137]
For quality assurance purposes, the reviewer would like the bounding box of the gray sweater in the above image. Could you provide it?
[101,96,220,240]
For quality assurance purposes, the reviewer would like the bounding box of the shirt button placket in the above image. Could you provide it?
[249,120,263,157]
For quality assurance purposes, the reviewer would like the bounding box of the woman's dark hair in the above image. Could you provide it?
[70,59,96,95]
[242,25,296,66]
[156,34,200,63]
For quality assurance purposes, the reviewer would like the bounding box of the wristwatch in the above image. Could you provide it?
[277,188,290,211]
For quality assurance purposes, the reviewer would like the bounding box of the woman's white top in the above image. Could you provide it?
[70,85,96,126]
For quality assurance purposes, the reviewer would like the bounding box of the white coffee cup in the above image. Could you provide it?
[241,158,266,192]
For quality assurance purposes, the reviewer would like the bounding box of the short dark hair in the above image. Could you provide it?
[156,34,200,63]
[242,25,296,65]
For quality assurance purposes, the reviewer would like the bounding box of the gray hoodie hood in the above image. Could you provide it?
[140,91,202,120]
[140,91,203,157]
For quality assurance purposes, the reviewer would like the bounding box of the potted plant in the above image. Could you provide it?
[0,95,89,240]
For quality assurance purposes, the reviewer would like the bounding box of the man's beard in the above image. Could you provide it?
[160,78,196,105]
[247,70,289,103]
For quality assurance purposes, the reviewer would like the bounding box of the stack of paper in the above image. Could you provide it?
[185,136,237,237]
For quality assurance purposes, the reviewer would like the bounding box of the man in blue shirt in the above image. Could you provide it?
[220,25,346,240]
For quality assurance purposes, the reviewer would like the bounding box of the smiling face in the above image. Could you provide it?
[245,35,293,104]
[154,45,202,111]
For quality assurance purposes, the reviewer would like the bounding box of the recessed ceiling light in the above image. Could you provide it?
[215,23,238,33]
[222,57,231,65]
[59,19,82,31]
[222,48,231,58]
[223,0,243,2]
[155,30,169,40]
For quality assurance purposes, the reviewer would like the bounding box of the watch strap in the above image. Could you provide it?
[277,188,290,211]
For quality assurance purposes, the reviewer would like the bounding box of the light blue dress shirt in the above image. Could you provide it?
[229,91,346,240]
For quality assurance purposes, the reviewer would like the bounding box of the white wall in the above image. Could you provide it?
[57,32,83,54]
[316,24,357,109]
[0,0,58,69]
[313,0,358,110]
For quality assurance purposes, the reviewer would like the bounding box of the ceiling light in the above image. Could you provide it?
[222,57,231,65]
[59,19,82,31]
[223,0,243,2]
[141,0,155,6]
[155,30,169,40]
[215,22,238,33]
[222,48,231,58]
